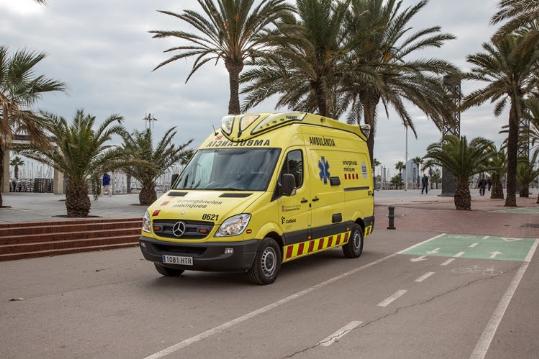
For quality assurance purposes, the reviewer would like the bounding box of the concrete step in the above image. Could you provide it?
[0,235,139,255]
[0,242,139,261]
[0,228,141,245]
[0,220,142,237]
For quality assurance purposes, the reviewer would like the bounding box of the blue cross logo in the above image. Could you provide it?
[318,157,330,184]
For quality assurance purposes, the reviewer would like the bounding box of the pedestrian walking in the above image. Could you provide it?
[478,178,486,196]
[102,172,112,197]
[421,174,429,194]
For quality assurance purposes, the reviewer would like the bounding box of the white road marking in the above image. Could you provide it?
[489,251,502,259]
[415,272,435,283]
[410,255,428,262]
[427,248,440,254]
[377,289,408,307]
[469,239,539,359]
[144,234,446,359]
[441,258,455,266]
[318,321,363,347]
[502,237,524,242]
[454,251,465,258]
[482,236,490,240]
[397,233,446,254]
[469,243,479,248]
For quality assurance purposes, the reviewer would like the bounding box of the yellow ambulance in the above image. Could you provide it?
[139,113,374,284]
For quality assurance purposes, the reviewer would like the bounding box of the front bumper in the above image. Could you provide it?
[139,236,259,272]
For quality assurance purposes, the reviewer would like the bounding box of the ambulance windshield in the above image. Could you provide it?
[174,148,281,191]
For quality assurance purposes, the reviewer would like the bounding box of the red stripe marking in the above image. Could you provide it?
[317,238,325,250]
[285,246,293,259]
[308,240,315,253]
[327,236,333,247]
[297,242,305,256]
[335,233,341,245]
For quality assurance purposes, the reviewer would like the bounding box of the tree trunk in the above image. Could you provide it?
[126,173,132,194]
[537,193,539,204]
[519,186,529,197]
[362,96,379,163]
[505,99,519,207]
[139,182,157,205]
[0,147,3,207]
[311,78,329,117]
[14,165,18,180]
[491,177,504,199]
[225,60,243,115]
[454,178,471,210]
[65,179,91,217]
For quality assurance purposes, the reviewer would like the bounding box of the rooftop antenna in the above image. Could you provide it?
[143,113,158,130]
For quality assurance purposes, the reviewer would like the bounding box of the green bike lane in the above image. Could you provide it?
[157,233,538,359]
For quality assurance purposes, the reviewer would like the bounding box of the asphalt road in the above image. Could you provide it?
[1,229,538,359]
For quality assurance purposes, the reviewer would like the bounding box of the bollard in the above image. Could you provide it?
[387,206,396,230]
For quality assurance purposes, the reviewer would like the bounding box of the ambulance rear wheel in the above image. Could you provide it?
[342,225,364,258]
[248,238,282,285]
[154,263,184,277]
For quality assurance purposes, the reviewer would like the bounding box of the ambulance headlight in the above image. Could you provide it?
[215,214,251,237]
[142,211,152,233]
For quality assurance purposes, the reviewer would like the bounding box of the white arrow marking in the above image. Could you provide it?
[482,236,490,240]
[454,251,465,258]
[410,255,428,262]
[469,243,479,248]
[319,321,363,347]
[489,251,502,259]
[427,248,440,255]
[501,237,524,242]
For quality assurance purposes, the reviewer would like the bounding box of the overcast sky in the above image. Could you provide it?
[0,0,504,176]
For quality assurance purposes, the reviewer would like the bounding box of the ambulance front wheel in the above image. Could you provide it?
[342,225,364,258]
[154,263,184,277]
[248,238,282,285]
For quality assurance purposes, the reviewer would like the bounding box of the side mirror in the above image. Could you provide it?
[281,174,297,196]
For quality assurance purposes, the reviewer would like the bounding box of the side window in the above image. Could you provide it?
[280,150,304,188]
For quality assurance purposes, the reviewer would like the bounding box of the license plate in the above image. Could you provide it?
[162,255,193,266]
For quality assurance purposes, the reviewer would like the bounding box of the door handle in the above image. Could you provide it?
[312,196,319,202]
[300,198,309,204]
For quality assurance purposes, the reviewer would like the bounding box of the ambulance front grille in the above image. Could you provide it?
[153,220,214,239]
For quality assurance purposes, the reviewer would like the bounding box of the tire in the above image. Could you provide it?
[248,238,282,285]
[154,263,184,277]
[342,224,364,258]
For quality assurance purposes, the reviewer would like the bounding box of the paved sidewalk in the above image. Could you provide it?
[0,193,148,223]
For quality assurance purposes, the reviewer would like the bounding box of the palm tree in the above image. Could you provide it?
[395,161,405,177]
[462,33,539,207]
[150,0,292,115]
[9,156,24,180]
[492,0,539,37]
[430,168,441,189]
[339,0,457,161]
[423,135,494,210]
[22,111,125,217]
[241,0,349,117]
[517,150,539,198]
[120,128,192,205]
[0,47,65,207]
[487,147,507,199]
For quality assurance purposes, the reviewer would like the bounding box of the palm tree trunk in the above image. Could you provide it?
[126,173,132,194]
[65,179,91,217]
[454,177,471,210]
[505,99,519,207]
[311,79,329,117]
[139,182,157,205]
[362,97,378,163]
[225,60,243,115]
[0,147,3,207]
[491,176,504,199]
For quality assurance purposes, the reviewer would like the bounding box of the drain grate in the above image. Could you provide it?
[521,223,539,228]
